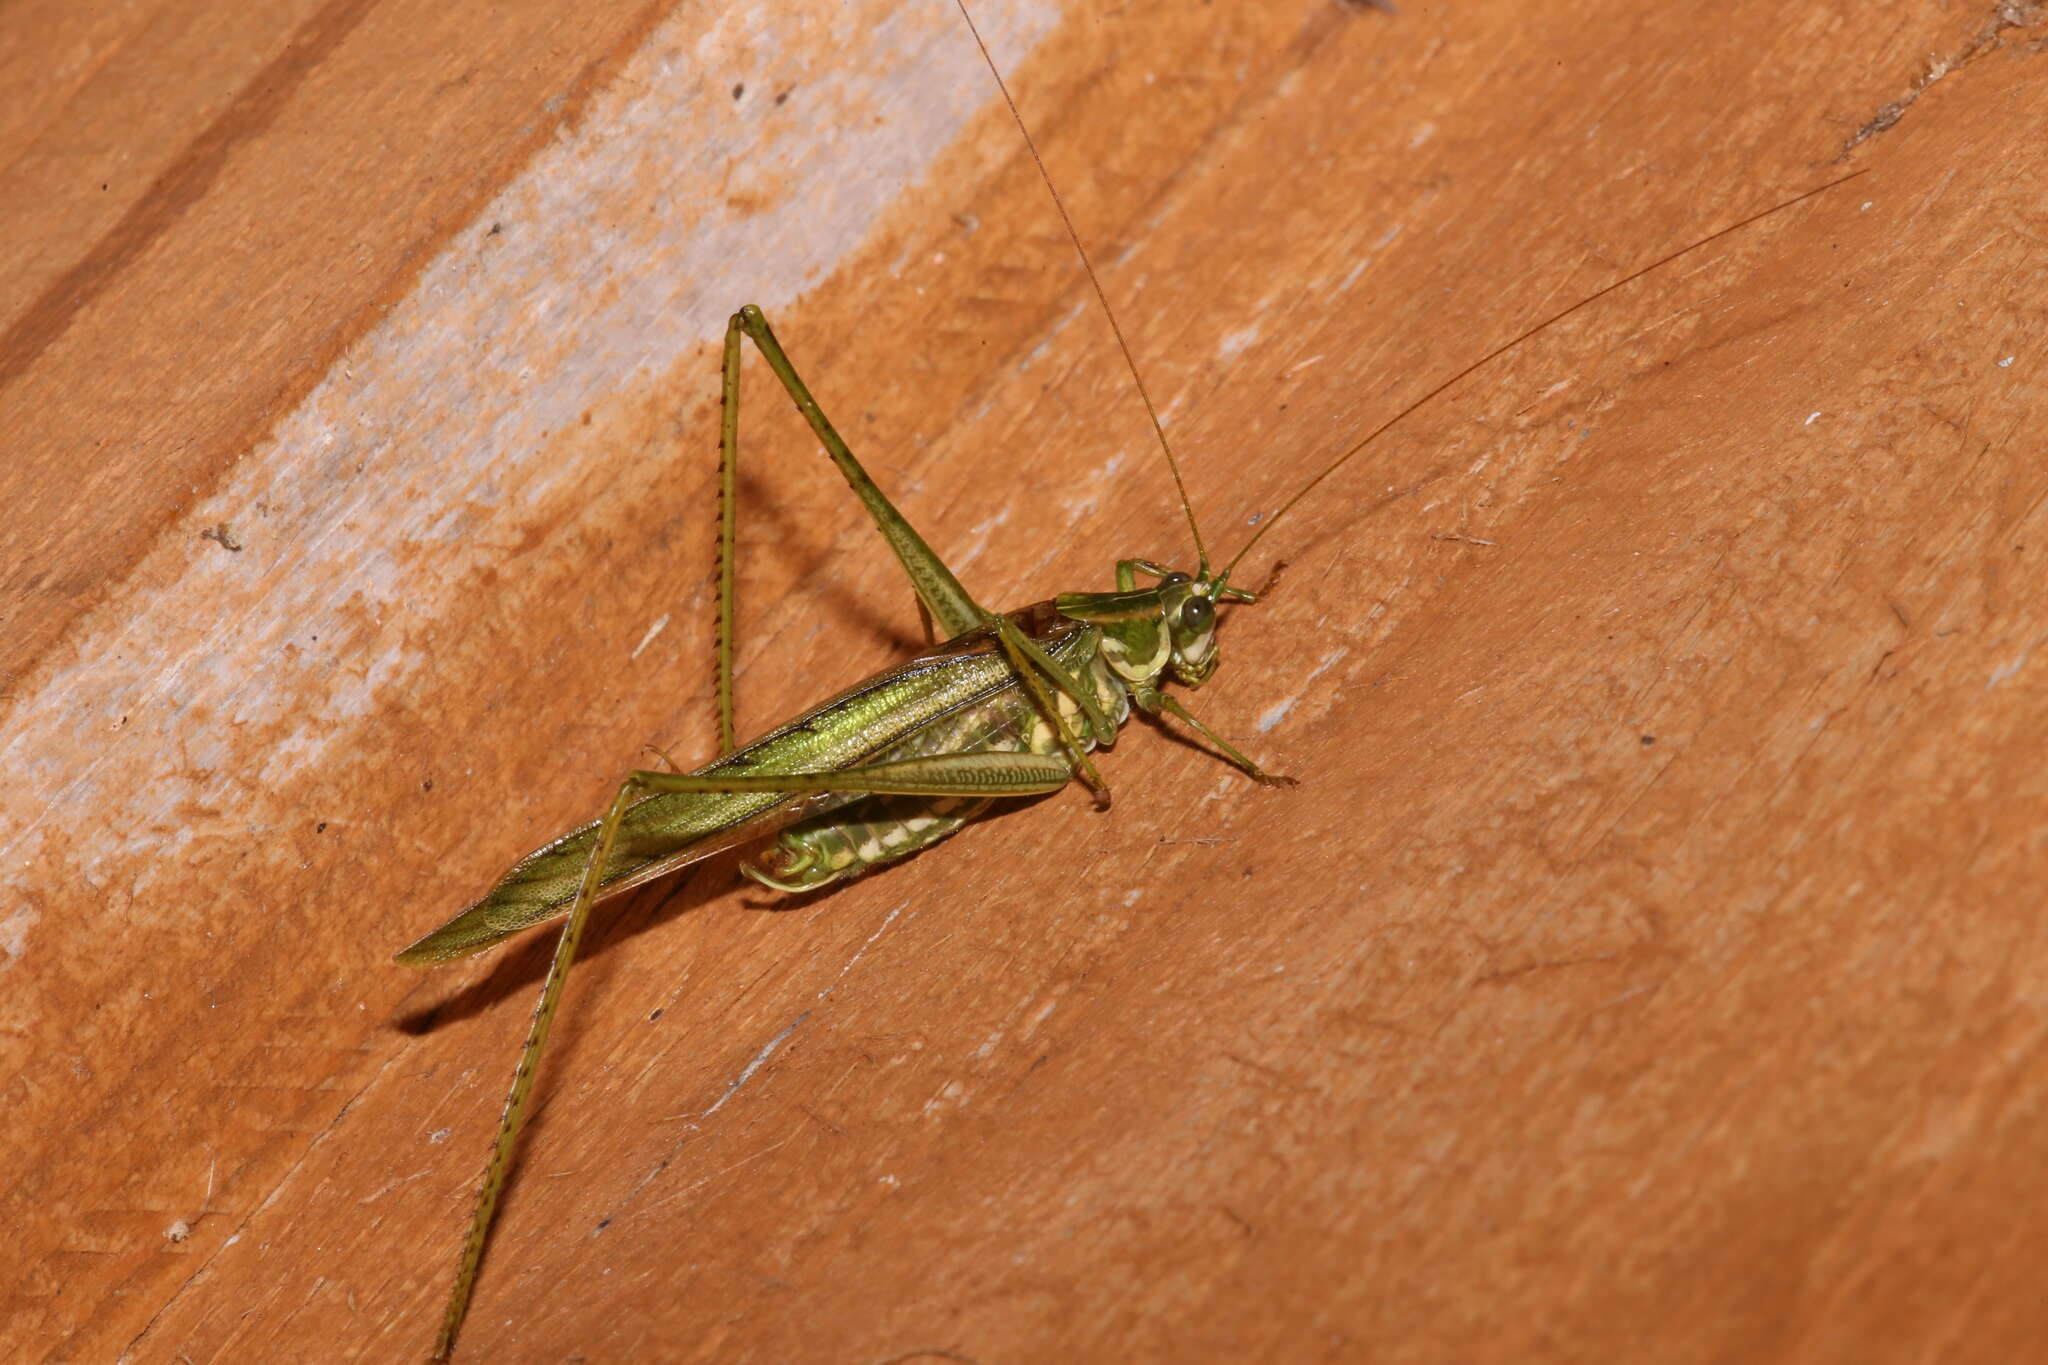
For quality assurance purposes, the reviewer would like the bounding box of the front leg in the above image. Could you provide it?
[1134,685,1296,787]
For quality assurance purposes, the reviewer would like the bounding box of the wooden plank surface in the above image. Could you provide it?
[5,0,2046,1360]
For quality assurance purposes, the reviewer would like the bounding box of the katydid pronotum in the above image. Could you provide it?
[396,6,1864,1355]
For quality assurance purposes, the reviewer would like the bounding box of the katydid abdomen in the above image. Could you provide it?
[751,608,1131,891]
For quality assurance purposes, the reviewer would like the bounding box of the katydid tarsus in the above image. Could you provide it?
[397,3,1866,1354]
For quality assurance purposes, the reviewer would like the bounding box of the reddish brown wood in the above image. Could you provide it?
[5,0,2046,1360]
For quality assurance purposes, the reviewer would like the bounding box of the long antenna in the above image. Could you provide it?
[953,0,1210,570]
[1220,168,1868,585]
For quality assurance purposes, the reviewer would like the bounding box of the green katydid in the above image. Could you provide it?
[405,288,1290,1352]
[404,283,1302,1349]
[397,5,1865,1353]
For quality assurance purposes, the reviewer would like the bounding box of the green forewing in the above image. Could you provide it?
[394,613,1099,964]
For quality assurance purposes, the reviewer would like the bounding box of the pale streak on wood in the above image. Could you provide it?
[0,0,1056,966]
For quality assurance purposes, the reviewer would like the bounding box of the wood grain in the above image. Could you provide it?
[5,0,2046,1360]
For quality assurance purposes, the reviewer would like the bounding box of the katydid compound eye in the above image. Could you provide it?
[1179,595,1214,632]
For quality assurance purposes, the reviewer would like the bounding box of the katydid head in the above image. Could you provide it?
[1156,568,1261,687]
[1054,561,1248,692]
[1056,561,1261,690]
[1156,572,1218,686]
